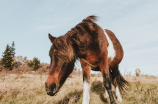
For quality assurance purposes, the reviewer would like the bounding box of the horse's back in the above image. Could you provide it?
[104,29,124,68]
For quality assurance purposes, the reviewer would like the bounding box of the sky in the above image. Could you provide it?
[0,0,158,76]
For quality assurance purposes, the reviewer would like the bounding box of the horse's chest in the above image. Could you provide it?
[103,29,116,60]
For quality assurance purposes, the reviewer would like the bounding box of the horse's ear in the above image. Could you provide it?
[48,33,56,43]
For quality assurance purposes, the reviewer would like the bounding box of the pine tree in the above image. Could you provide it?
[1,42,15,70]
[11,41,15,58]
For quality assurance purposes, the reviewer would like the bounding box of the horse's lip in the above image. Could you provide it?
[47,87,59,96]
[46,91,57,96]
[46,85,60,96]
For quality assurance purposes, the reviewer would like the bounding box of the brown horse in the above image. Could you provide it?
[45,15,129,104]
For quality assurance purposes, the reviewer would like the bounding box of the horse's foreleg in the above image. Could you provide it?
[81,61,91,104]
[99,57,116,104]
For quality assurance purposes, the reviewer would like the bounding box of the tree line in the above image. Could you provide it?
[0,42,40,71]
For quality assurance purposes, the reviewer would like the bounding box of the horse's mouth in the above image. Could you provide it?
[46,90,58,96]
[45,83,59,96]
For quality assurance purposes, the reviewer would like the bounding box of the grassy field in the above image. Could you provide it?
[0,72,158,104]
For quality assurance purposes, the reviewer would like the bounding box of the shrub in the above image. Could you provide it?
[27,57,40,71]
[14,61,22,68]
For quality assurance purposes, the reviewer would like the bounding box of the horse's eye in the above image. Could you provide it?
[62,63,67,69]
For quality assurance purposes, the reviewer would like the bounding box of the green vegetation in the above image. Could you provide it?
[27,57,40,71]
[0,41,15,70]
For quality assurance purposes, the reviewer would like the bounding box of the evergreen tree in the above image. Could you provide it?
[1,42,15,70]
[11,41,15,58]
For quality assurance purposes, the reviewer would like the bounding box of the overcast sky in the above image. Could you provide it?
[0,0,158,76]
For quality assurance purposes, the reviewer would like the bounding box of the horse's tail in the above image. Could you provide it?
[109,65,130,94]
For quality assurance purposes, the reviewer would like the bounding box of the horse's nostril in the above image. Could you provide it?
[45,82,56,91]
[45,82,49,91]
[45,82,58,96]
[50,83,56,90]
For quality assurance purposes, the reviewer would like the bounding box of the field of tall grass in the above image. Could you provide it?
[0,72,158,104]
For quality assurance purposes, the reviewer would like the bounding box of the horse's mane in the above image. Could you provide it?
[52,15,97,63]
[84,15,97,21]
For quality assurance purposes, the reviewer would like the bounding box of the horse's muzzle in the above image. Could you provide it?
[45,83,58,96]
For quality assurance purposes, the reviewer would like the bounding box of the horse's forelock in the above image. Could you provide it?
[53,36,75,63]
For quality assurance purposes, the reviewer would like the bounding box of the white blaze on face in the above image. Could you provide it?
[103,29,116,60]
[82,81,90,104]
[116,86,122,102]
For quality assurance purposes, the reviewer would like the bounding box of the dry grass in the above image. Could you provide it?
[0,72,158,104]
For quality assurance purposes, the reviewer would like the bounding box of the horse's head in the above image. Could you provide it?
[45,33,75,96]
